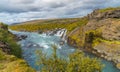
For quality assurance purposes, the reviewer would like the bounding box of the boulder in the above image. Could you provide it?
[15,35,27,41]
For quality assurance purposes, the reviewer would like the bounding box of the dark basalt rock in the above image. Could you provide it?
[0,41,11,54]
[38,30,43,34]
[15,35,27,41]
[21,35,27,39]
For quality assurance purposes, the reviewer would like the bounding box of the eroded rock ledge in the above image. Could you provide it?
[88,8,120,20]
[67,8,120,69]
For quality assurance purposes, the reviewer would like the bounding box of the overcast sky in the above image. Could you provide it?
[0,0,120,24]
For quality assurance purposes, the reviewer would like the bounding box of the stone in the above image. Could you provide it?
[60,41,65,45]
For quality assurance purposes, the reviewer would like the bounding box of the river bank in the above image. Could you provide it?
[8,7,120,71]
[9,29,120,72]
[0,23,35,72]
[66,8,120,69]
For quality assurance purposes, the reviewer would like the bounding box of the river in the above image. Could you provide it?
[10,30,120,72]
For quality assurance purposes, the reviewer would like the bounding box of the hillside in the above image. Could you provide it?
[9,18,88,33]
[0,23,35,72]
[9,7,120,69]
[68,7,120,69]
[3,22,103,72]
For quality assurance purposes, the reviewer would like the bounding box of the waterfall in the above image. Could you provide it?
[55,29,67,40]
[55,29,66,37]
[61,29,67,42]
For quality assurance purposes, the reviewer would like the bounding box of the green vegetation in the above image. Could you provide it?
[68,27,85,47]
[0,49,35,72]
[92,38,120,47]
[0,49,6,60]
[0,23,21,57]
[98,7,120,13]
[36,45,103,72]
[85,29,120,47]
[9,18,88,33]
[0,23,35,72]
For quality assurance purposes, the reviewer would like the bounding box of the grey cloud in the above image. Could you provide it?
[13,0,34,4]
[0,0,120,24]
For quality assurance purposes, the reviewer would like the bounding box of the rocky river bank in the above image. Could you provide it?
[67,8,120,69]
[9,29,120,72]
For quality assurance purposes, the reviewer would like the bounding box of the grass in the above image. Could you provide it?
[9,17,88,34]
[98,7,120,13]
[92,38,120,47]
[0,23,35,72]
[0,49,35,72]
[0,25,21,58]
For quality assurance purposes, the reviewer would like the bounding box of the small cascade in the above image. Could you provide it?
[55,29,66,37]
[54,29,67,45]
[61,29,67,42]
[9,30,120,72]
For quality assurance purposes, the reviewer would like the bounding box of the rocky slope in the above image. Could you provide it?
[0,23,35,72]
[67,7,120,69]
[9,7,120,70]
[88,7,120,20]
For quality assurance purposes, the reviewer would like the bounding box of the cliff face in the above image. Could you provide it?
[0,23,35,72]
[88,8,120,20]
[67,7,120,69]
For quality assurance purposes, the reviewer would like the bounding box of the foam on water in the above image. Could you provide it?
[10,30,120,72]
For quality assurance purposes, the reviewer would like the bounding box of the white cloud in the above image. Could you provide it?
[0,0,120,24]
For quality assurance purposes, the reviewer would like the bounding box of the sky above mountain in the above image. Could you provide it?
[0,0,120,24]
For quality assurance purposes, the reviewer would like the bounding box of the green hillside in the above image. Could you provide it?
[9,18,88,33]
[9,7,120,69]
[0,23,35,72]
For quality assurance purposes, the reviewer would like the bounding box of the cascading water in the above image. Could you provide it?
[9,30,120,72]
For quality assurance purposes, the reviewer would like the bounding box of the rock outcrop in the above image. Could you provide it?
[68,7,120,69]
[15,35,27,41]
[86,8,120,69]
[88,8,120,20]
[0,41,11,54]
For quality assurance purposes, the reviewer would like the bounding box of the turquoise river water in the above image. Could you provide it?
[10,30,120,72]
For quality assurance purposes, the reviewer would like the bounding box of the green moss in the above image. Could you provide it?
[84,29,103,47]
[85,29,102,38]
[84,29,120,47]
[92,38,103,47]
[68,27,85,47]
[92,37,120,47]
